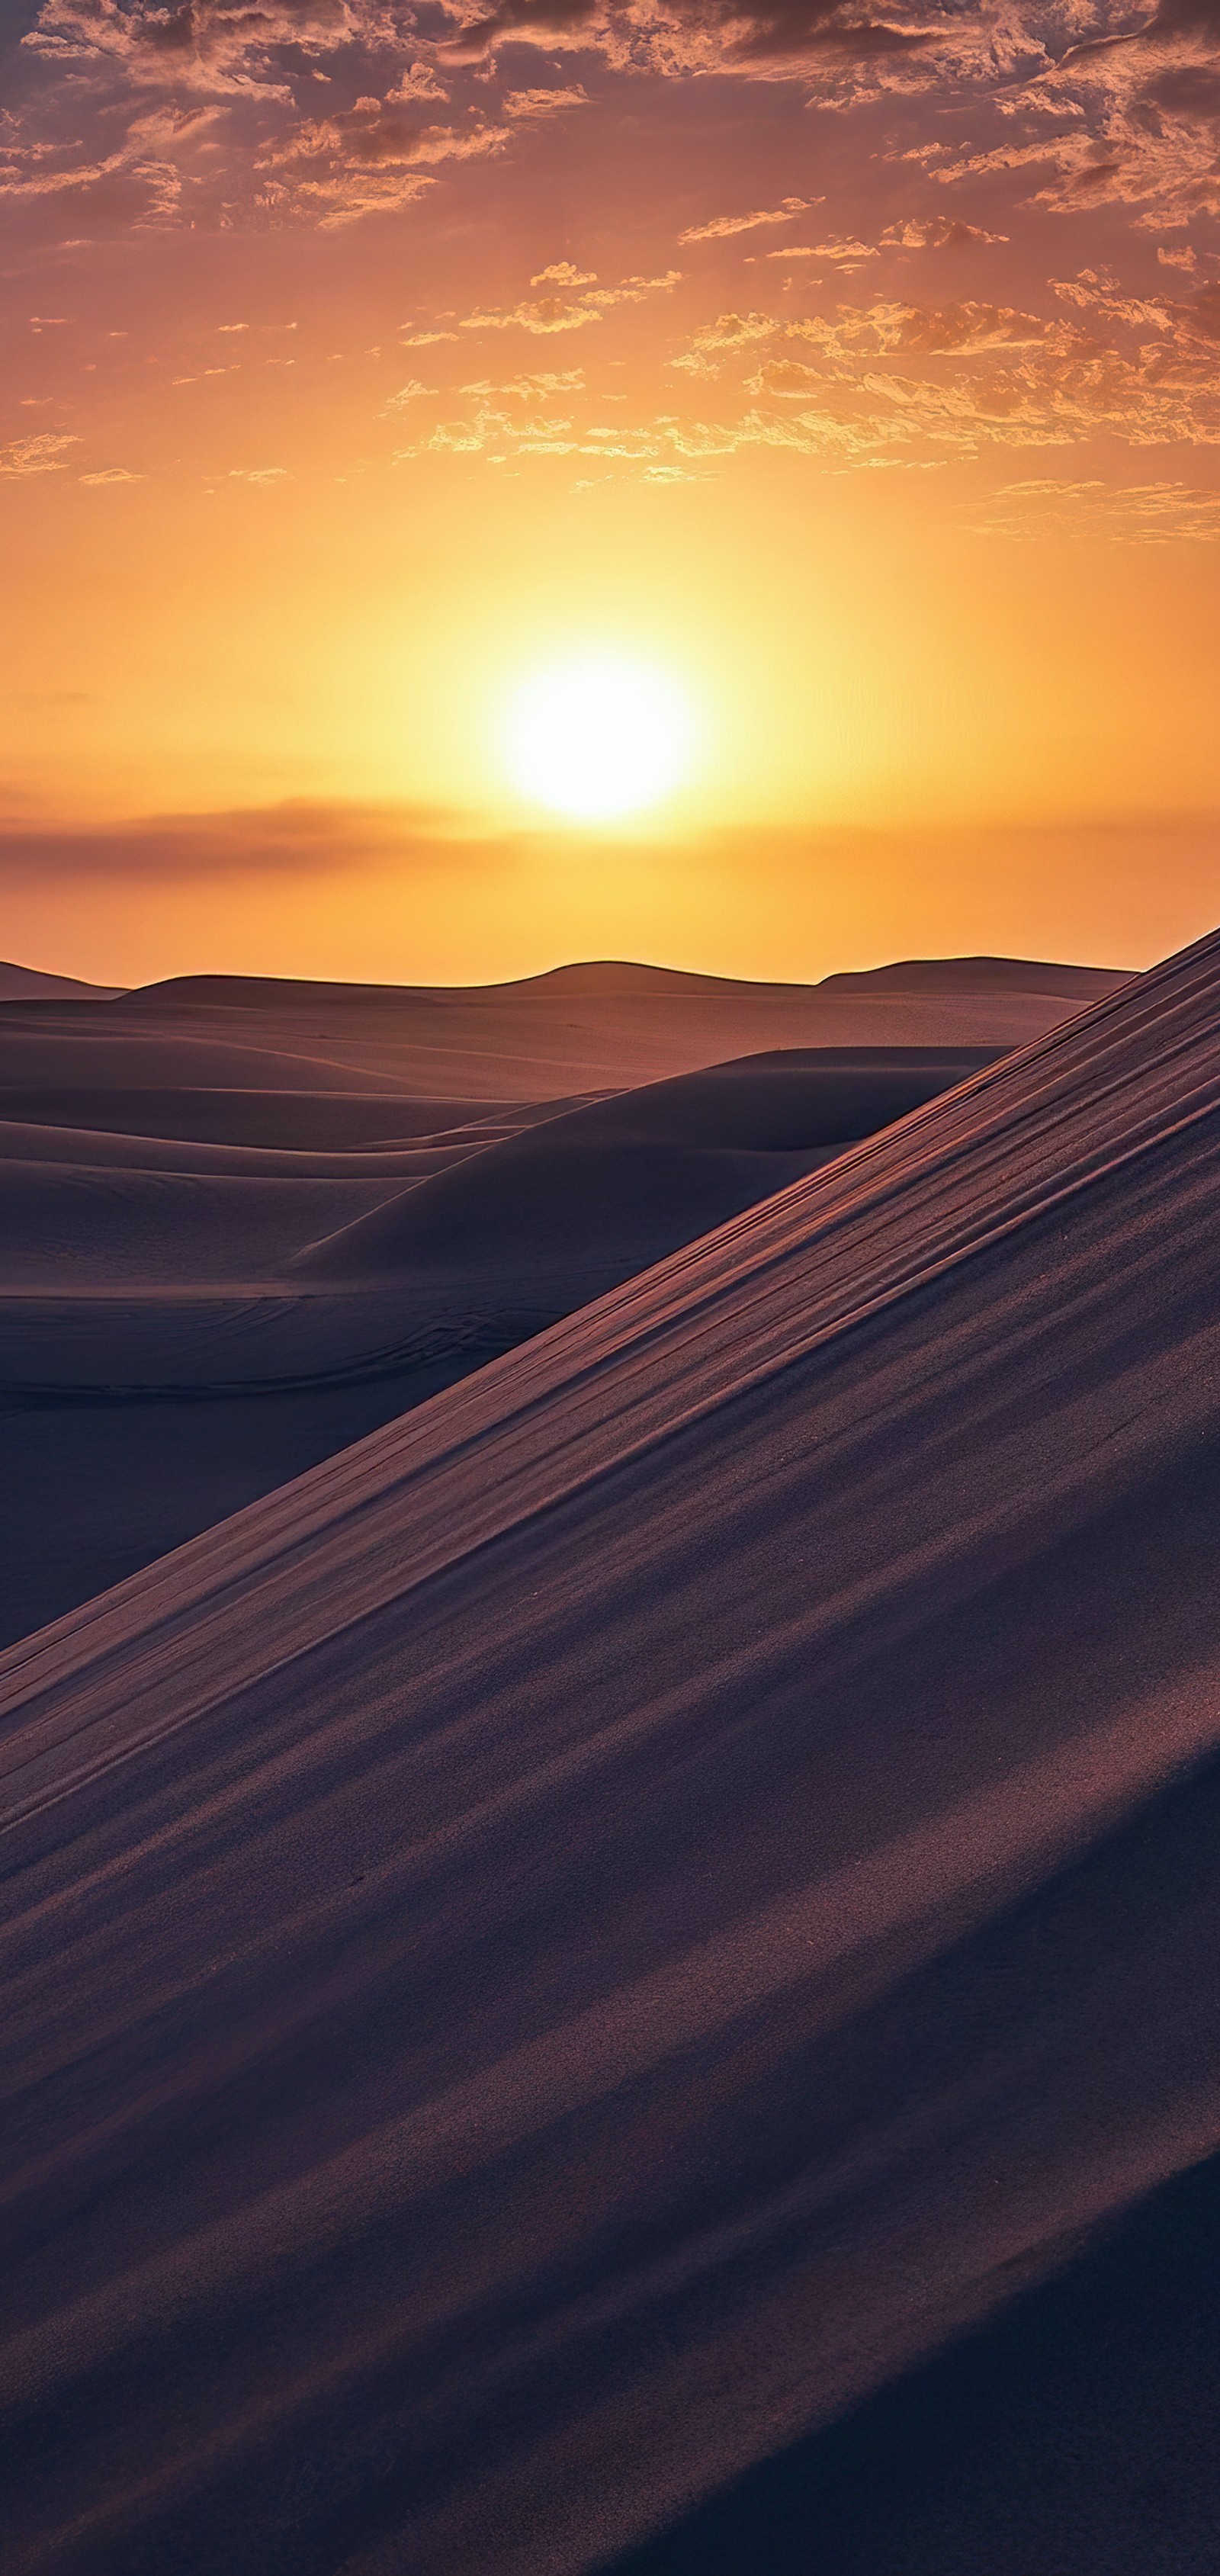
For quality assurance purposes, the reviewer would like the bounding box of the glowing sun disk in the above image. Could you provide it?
[504,654,697,821]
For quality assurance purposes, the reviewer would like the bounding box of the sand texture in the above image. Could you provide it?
[2,933,1217,2572]
[0,956,1116,1637]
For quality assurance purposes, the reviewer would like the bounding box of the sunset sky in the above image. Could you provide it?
[2,0,1219,984]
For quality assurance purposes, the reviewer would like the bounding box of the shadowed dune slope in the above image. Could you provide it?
[292,1049,994,1281]
[0,1086,529,1151]
[614,2138,1220,2576]
[1,929,1218,2576]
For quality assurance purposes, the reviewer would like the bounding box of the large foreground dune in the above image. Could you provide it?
[1,930,1217,2571]
[0,956,1118,1637]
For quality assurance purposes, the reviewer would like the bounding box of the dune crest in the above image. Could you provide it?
[1,929,1218,2574]
[0,959,125,1004]
[817,953,1129,997]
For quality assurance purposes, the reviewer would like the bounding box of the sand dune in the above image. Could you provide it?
[0,1049,981,1633]
[0,959,125,1004]
[816,952,1121,997]
[292,1050,994,1280]
[2,953,1093,1639]
[14,951,1126,1104]
[0,930,1215,2574]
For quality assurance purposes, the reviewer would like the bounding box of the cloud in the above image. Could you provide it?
[768,233,878,266]
[462,294,602,336]
[393,400,663,461]
[463,268,680,334]
[867,297,1066,352]
[79,464,144,483]
[7,0,1217,224]
[460,367,586,396]
[657,277,1220,467]
[404,416,502,451]
[384,63,451,104]
[679,194,817,243]
[531,261,597,286]
[971,476,1220,541]
[20,0,379,101]
[383,378,436,407]
[502,85,590,116]
[7,0,1217,289]
[1178,281,1220,342]
[438,0,952,79]
[669,308,779,374]
[919,5,1220,231]
[657,405,867,460]
[0,798,505,882]
[256,106,509,222]
[881,215,1009,249]
[0,101,200,226]
[0,431,79,476]
[404,121,511,165]
[744,355,825,394]
[359,204,1220,481]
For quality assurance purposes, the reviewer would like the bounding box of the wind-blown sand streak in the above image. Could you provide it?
[1,935,1215,2574]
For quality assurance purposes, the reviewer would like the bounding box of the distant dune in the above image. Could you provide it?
[109,953,1135,1012]
[0,956,1110,1638]
[2,931,1218,2575]
[817,952,1128,997]
[0,957,125,1004]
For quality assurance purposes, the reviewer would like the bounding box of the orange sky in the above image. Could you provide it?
[2,0,1219,983]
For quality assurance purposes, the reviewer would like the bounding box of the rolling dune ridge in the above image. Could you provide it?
[0,959,1105,1639]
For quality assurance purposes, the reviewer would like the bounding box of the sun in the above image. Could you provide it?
[502,653,698,821]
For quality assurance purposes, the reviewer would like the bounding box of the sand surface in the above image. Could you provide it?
[0,956,1116,1638]
[5,935,1220,2573]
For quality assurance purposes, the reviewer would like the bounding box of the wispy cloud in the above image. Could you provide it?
[679,195,817,244]
[462,267,681,335]
[0,798,503,880]
[971,477,1220,542]
[255,104,511,223]
[502,85,590,118]
[767,234,878,268]
[0,431,79,476]
[669,309,779,376]
[881,215,1009,249]
[382,378,437,410]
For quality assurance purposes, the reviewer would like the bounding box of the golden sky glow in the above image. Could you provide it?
[2,0,1219,982]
